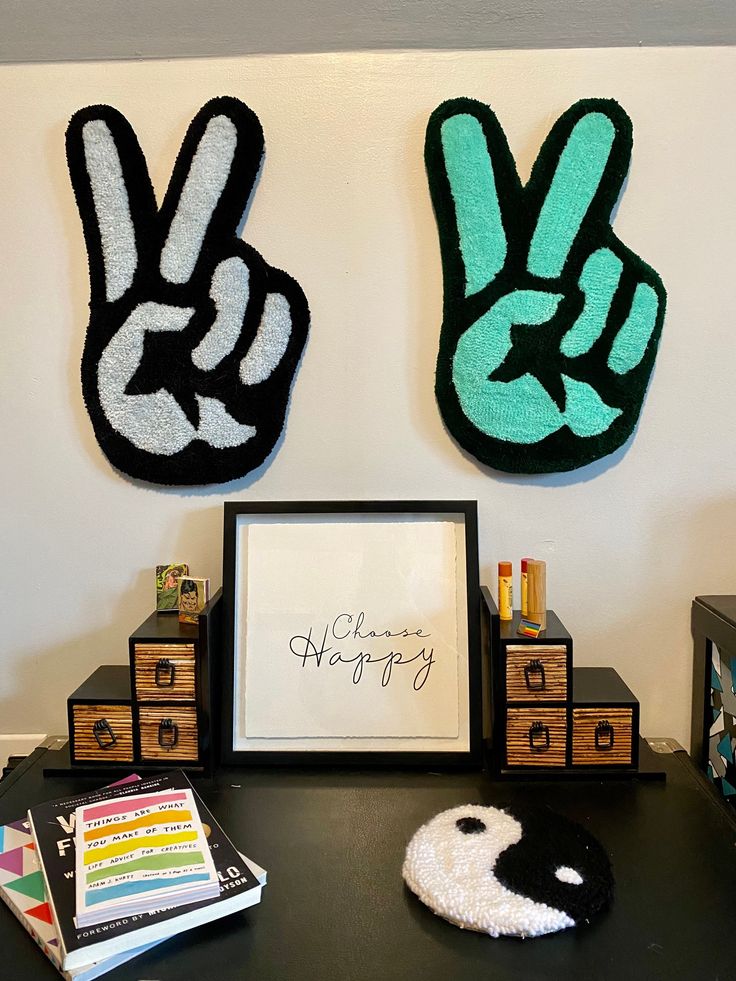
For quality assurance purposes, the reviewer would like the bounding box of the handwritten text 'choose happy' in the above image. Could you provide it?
[289,612,435,690]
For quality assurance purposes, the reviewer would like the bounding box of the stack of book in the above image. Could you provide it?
[0,770,266,979]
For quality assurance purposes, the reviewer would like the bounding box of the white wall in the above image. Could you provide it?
[1,48,734,749]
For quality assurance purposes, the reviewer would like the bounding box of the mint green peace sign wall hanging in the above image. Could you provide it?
[425,98,666,474]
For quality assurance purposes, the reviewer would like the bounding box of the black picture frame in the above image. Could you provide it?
[221,500,482,767]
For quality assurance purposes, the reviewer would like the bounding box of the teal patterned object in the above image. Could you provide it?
[709,643,736,802]
[425,98,666,474]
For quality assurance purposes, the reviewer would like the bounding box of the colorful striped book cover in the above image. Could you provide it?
[27,770,263,972]
[75,787,219,927]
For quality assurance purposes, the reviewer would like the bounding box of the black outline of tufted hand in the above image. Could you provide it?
[66,96,309,485]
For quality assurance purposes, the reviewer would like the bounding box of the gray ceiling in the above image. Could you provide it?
[2,0,735,64]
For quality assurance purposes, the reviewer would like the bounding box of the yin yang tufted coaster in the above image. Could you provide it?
[402,803,613,937]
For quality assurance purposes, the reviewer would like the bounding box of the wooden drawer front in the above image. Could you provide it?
[133,644,196,701]
[506,645,568,701]
[139,705,199,761]
[73,704,134,762]
[506,708,567,766]
[572,708,633,765]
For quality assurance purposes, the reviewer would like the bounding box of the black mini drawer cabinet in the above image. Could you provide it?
[482,588,640,777]
[67,590,221,773]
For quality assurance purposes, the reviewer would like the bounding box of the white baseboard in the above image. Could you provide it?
[0,734,47,766]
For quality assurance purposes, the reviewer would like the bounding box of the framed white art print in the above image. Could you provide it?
[220,501,482,766]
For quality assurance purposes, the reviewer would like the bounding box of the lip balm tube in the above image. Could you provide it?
[521,558,532,617]
[527,559,547,631]
[498,562,513,620]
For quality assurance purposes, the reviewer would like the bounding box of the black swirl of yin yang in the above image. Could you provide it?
[490,805,613,926]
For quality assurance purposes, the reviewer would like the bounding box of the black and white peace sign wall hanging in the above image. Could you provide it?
[66,96,310,485]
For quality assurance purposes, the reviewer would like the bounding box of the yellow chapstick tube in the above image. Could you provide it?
[498,561,513,620]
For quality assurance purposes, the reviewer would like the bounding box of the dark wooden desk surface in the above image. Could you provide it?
[2,745,735,981]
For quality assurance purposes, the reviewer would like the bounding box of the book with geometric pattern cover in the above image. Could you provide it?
[0,815,158,980]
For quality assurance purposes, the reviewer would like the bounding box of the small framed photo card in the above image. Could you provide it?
[177,576,210,624]
[221,501,482,766]
[156,563,189,611]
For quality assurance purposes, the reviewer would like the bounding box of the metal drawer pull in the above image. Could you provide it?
[524,659,546,691]
[528,721,550,751]
[158,718,179,749]
[595,720,615,750]
[92,719,117,749]
[155,657,176,687]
